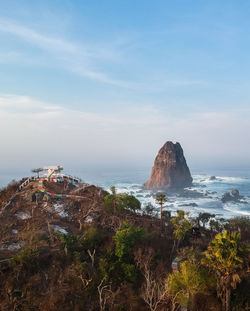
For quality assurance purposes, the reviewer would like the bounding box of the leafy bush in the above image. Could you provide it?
[203,230,246,274]
[114,222,145,260]
[104,193,141,213]
[225,217,250,241]
[82,226,103,251]
[209,219,223,233]
[197,212,215,228]
[10,248,39,272]
[60,233,79,253]
[203,231,248,311]
[167,261,215,307]
[171,210,192,242]
[99,223,146,283]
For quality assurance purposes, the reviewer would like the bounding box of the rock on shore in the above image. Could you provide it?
[143,141,193,190]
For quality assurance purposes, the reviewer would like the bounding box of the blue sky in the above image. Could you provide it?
[0,0,250,178]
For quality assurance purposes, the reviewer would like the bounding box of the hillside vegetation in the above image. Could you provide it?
[0,179,249,311]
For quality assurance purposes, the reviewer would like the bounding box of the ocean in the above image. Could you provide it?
[72,165,250,219]
[1,166,250,219]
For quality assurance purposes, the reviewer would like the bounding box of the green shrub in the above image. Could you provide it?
[99,223,145,283]
[114,222,145,260]
[10,248,39,270]
[197,212,215,228]
[60,233,79,253]
[225,216,250,241]
[171,210,192,242]
[104,193,141,213]
[167,261,216,307]
[82,226,103,251]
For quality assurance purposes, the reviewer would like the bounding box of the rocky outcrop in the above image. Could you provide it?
[221,189,244,203]
[143,141,193,190]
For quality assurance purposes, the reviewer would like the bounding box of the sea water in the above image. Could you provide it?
[72,166,250,219]
[1,166,249,219]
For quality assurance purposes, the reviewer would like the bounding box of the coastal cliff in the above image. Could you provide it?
[144,141,193,190]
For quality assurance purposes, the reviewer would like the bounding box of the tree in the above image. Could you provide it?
[110,186,116,195]
[116,193,141,212]
[225,216,250,241]
[99,223,146,283]
[143,203,155,216]
[104,192,141,213]
[114,222,145,260]
[203,230,247,311]
[171,210,192,249]
[155,193,167,220]
[167,261,215,310]
[197,212,215,228]
[209,219,223,234]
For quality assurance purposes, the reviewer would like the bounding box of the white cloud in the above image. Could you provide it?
[0,18,210,90]
[0,19,77,54]
[0,94,250,170]
[0,18,132,87]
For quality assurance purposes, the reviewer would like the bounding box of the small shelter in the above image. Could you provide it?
[43,166,64,178]
[171,257,181,271]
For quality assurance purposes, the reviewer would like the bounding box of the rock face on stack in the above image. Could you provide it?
[143,141,193,190]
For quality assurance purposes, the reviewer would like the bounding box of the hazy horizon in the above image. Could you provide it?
[1,1,250,178]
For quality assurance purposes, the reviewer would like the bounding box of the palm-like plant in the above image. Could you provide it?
[156,193,167,220]
[203,230,247,311]
[167,260,215,310]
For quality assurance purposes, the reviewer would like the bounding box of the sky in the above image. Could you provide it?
[0,0,250,181]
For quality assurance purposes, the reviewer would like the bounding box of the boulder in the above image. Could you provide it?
[209,176,216,181]
[231,189,240,198]
[143,141,193,190]
[221,190,243,203]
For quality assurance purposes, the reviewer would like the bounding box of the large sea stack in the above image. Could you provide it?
[143,141,193,190]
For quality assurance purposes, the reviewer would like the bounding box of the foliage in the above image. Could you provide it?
[167,261,215,307]
[203,230,248,311]
[99,223,146,283]
[155,193,167,220]
[12,248,39,265]
[171,210,192,241]
[110,186,116,195]
[120,263,137,282]
[156,193,167,205]
[225,216,250,241]
[177,246,203,265]
[104,194,117,211]
[198,212,215,228]
[73,251,86,273]
[117,193,141,212]
[82,226,103,251]
[59,233,79,253]
[104,192,141,213]
[0,179,19,209]
[99,248,137,283]
[114,222,145,260]
[203,231,246,275]
[209,219,223,233]
[143,203,155,216]
[162,210,171,220]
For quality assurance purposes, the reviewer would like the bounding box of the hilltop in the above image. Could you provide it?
[0,176,249,311]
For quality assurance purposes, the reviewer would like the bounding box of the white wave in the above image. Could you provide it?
[223,204,250,217]
[105,179,250,219]
[216,176,247,183]
[193,174,247,184]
